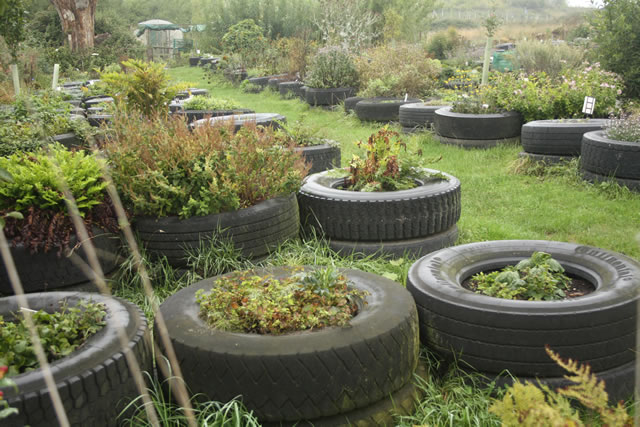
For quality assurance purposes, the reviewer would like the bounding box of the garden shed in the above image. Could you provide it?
[135,19,191,61]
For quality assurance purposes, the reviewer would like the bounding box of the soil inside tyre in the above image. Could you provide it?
[462,271,595,299]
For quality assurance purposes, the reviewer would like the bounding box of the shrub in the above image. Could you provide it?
[105,114,308,219]
[0,144,118,253]
[195,267,366,334]
[355,43,441,98]
[182,96,242,111]
[0,300,106,377]
[304,46,359,89]
[486,63,622,122]
[221,19,268,69]
[509,40,585,78]
[426,27,462,60]
[100,60,187,117]
[605,114,640,142]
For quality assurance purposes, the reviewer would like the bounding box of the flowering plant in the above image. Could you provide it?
[0,366,18,419]
[605,114,640,142]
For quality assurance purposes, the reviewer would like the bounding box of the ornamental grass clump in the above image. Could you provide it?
[468,251,572,301]
[195,267,367,334]
[605,114,640,142]
[182,96,242,111]
[105,113,308,219]
[0,144,118,254]
[0,300,106,377]
[346,126,443,192]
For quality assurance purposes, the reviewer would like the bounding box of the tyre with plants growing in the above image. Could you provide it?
[304,47,359,107]
[298,127,460,257]
[406,240,640,399]
[354,97,421,122]
[157,266,421,425]
[1,292,152,427]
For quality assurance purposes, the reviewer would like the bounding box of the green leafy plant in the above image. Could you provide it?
[182,96,241,111]
[509,40,585,79]
[0,365,18,419]
[0,300,107,377]
[490,346,631,426]
[347,126,443,192]
[195,267,367,334]
[468,251,572,301]
[100,60,188,117]
[0,144,117,254]
[450,92,502,115]
[304,46,359,89]
[605,114,640,142]
[106,114,308,218]
[274,118,328,147]
[221,19,268,69]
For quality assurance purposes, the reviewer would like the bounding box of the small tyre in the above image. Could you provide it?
[279,81,304,98]
[580,130,640,180]
[157,266,420,423]
[399,103,449,129]
[298,169,461,241]
[521,119,608,156]
[343,97,365,113]
[1,292,152,427]
[434,107,522,141]
[192,113,286,133]
[407,240,640,377]
[354,97,421,122]
[133,193,300,267]
[0,227,120,295]
[305,87,354,106]
[295,141,341,174]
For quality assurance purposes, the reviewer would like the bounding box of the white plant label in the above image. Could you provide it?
[404,93,408,102]
[582,96,596,115]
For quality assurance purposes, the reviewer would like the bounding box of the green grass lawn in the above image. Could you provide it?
[113,66,640,426]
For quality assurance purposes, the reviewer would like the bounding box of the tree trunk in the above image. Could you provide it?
[50,0,98,51]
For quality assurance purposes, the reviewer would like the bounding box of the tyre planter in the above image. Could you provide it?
[406,240,640,398]
[133,193,299,267]
[298,169,461,258]
[173,108,254,124]
[433,107,522,149]
[343,96,365,113]
[279,81,305,98]
[295,140,341,174]
[157,266,420,425]
[305,87,354,107]
[87,114,112,127]
[267,77,290,91]
[1,292,152,427]
[354,97,421,122]
[520,119,608,162]
[0,227,119,295]
[224,69,248,83]
[192,113,286,133]
[399,103,449,133]
[189,56,201,66]
[174,88,209,100]
[580,130,640,191]
[82,96,113,110]
[247,76,272,88]
[52,132,84,149]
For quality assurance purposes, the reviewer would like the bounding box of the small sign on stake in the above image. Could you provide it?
[582,96,596,115]
[404,93,408,102]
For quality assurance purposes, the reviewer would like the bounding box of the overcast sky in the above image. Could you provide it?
[567,0,603,7]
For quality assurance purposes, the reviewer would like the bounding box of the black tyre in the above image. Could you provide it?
[157,266,420,423]
[580,169,640,192]
[580,130,640,180]
[305,87,354,106]
[174,88,209,100]
[298,169,461,242]
[279,81,304,98]
[82,96,113,109]
[521,119,608,156]
[343,97,365,113]
[192,113,286,132]
[248,76,271,87]
[295,141,341,174]
[52,132,84,149]
[434,107,522,141]
[0,227,120,295]
[437,134,519,149]
[133,193,300,267]
[87,114,112,127]
[267,77,289,91]
[399,103,449,129]
[328,226,458,259]
[407,240,640,377]
[354,97,421,122]
[189,57,201,66]
[173,108,254,124]
[1,292,152,427]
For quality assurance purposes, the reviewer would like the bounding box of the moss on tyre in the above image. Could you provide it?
[1,292,152,427]
[157,266,420,424]
[407,240,640,377]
